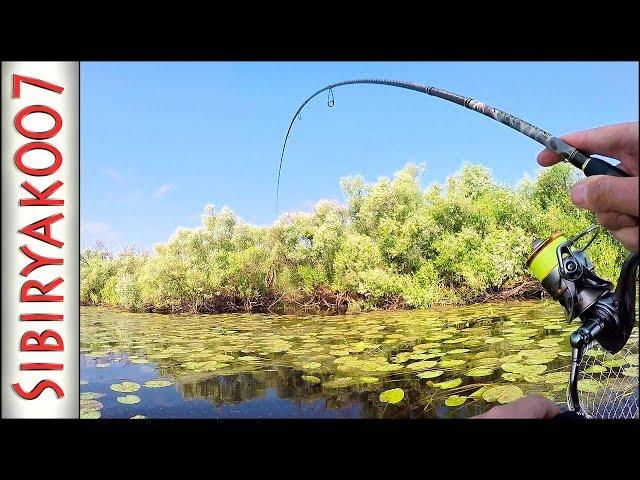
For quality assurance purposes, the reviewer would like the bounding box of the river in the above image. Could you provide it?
[80,300,638,419]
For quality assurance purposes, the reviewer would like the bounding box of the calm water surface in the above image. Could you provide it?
[80,300,638,419]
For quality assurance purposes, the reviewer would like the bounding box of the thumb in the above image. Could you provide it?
[571,175,639,216]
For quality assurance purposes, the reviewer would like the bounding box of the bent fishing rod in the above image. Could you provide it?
[276,78,629,211]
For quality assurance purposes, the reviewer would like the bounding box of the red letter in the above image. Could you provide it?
[20,330,64,351]
[19,245,63,276]
[20,277,64,302]
[19,213,64,247]
[13,74,64,98]
[12,380,64,399]
[20,363,64,370]
[20,313,63,321]
[15,105,62,140]
[15,142,62,176]
[20,180,64,206]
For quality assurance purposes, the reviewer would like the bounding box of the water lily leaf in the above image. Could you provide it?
[625,355,639,366]
[501,372,520,382]
[585,349,606,358]
[444,395,467,407]
[602,358,627,368]
[466,367,493,377]
[406,360,438,371]
[329,350,351,357]
[358,376,379,384]
[538,338,564,347]
[417,370,444,379]
[110,381,140,393]
[622,367,638,377]
[544,372,569,384]
[323,377,354,389]
[470,386,488,398]
[482,385,523,404]
[379,388,404,404]
[584,365,607,374]
[302,362,322,370]
[447,348,470,354]
[80,392,104,400]
[433,378,463,389]
[117,394,141,404]
[143,380,173,388]
[523,374,544,383]
[577,379,602,393]
[484,337,505,344]
[302,375,321,384]
[80,399,103,411]
[439,359,466,368]
[80,410,101,419]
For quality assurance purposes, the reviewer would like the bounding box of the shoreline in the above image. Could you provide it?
[81,277,545,316]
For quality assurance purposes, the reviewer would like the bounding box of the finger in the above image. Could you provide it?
[571,176,639,216]
[537,148,564,167]
[610,226,639,253]
[537,122,639,173]
[597,212,640,230]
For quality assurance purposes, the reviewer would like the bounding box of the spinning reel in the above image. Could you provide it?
[526,226,639,417]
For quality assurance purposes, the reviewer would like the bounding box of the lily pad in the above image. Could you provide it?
[417,370,444,379]
[501,372,520,382]
[323,377,354,389]
[302,362,322,370]
[577,379,602,393]
[625,355,639,366]
[358,376,379,384]
[439,359,466,368]
[379,388,404,404]
[143,380,173,388]
[433,378,463,389]
[80,410,101,419]
[110,381,141,393]
[602,358,627,368]
[466,367,494,377]
[543,372,569,384]
[444,395,467,407]
[80,399,103,412]
[302,375,321,384]
[80,392,104,400]
[622,366,638,377]
[406,360,438,371]
[116,394,141,404]
[584,365,608,374]
[482,385,523,404]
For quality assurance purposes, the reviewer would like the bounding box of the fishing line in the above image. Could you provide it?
[276,78,629,212]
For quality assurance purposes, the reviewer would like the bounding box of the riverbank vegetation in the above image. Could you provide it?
[80,163,625,314]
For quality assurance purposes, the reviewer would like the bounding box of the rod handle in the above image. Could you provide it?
[582,157,630,177]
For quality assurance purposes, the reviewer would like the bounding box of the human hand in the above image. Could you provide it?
[472,395,561,419]
[537,122,639,252]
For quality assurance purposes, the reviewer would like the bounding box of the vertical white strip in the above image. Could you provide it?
[1,62,79,418]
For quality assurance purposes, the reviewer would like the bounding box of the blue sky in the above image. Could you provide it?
[80,62,638,251]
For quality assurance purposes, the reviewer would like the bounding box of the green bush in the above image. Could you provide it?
[80,162,626,312]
